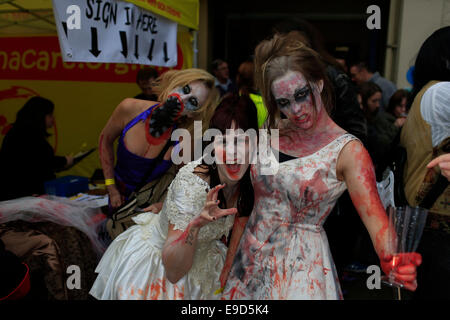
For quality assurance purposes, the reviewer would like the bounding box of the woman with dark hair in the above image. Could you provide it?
[236,60,268,128]
[90,94,258,300]
[387,89,409,120]
[222,32,420,300]
[0,96,73,200]
[359,82,400,178]
[408,26,450,107]
[400,26,450,299]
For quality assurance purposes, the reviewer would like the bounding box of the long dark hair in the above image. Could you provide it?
[410,26,450,106]
[12,96,54,138]
[359,82,382,111]
[199,94,258,217]
[387,89,409,116]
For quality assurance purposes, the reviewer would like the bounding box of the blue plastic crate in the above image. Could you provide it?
[44,175,89,197]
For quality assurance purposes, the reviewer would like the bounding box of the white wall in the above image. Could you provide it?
[395,0,450,89]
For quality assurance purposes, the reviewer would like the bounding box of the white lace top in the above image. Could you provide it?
[90,158,236,300]
[160,158,235,242]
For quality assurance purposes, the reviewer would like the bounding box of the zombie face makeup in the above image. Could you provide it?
[147,81,209,144]
[271,70,323,131]
[172,80,209,115]
[214,121,251,183]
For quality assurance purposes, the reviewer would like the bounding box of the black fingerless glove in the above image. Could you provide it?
[149,95,183,138]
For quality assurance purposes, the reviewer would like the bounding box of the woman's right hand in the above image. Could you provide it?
[191,184,237,229]
[427,153,450,181]
[107,185,124,209]
[394,117,407,128]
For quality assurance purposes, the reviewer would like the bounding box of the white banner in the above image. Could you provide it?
[52,0,178,67]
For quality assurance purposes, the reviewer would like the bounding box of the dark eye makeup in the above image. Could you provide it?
[294,87,310,102]
[276,98,290,108]
[189,97,199,107]
[183,85,191,94]
[275,86,310,108]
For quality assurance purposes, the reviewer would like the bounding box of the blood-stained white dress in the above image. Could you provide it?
[90,159,235,300]
[222,133,358,300]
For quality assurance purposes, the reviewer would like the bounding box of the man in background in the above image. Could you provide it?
[350,61,397,111]
[211,59,237,97]
[134,67,159,101]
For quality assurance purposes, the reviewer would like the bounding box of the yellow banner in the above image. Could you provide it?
[124,0,199,30]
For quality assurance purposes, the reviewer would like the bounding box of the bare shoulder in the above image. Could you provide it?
[113,98,157,125]
[117,98,151,115]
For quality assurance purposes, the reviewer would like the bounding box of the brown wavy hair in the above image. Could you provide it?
[254,31,334,130]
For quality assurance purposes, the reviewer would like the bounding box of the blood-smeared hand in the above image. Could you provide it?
[108,185,124,209]
[380,252,422,291]
[191,184,237,229]
[148,94,183,144]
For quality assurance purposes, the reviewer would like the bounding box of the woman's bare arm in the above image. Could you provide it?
[99,98,139,208]
[337,140,421,291]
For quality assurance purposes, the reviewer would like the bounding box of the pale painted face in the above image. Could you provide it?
[214,121,251,184]
[169,80,209,116]
[271,70,323,131]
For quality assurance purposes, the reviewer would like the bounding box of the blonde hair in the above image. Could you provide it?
[152,68,219,135]
[254,31,334,129]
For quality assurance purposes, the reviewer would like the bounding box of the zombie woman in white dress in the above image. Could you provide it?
[222,32,422,300]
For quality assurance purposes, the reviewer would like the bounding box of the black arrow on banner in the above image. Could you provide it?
[134,35,139,59]
[120,31,128,58]
[163,42,169,63]
[89,27,101,57]
[61,22,68,38]
[147,39,155,61]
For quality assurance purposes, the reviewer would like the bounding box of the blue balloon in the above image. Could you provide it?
[406,66,415,85]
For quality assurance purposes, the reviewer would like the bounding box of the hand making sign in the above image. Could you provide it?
[52,0,178,67]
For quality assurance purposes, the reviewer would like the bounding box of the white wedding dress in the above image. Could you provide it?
[89,159,235,300]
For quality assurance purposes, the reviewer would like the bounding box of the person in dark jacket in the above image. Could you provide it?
[211,59,238,97]
[359,82,400,178]
[0,96,73,201]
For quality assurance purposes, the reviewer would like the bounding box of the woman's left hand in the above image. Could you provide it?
[380,252,422,291]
